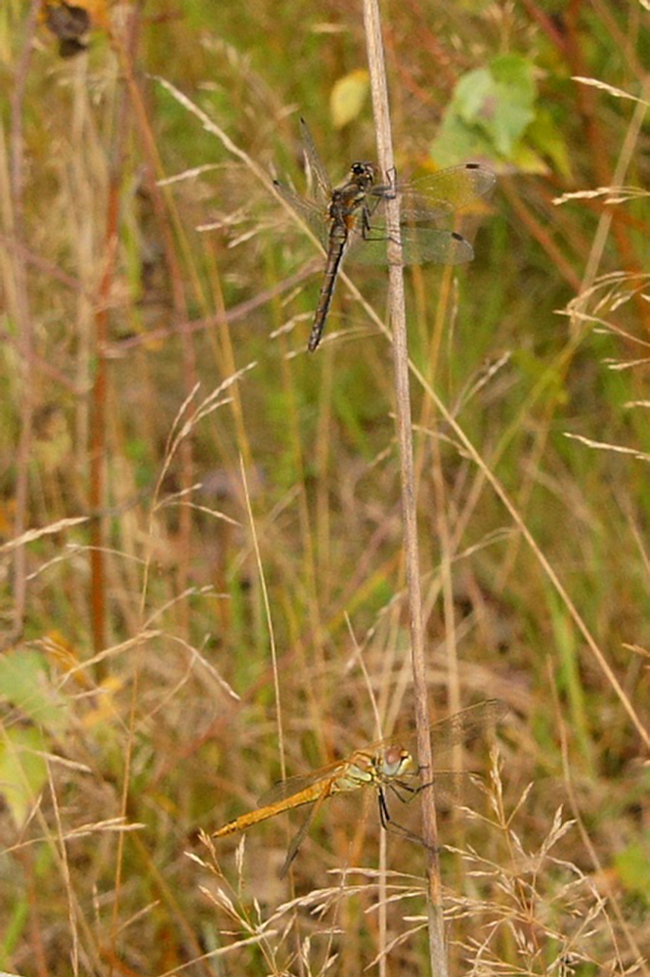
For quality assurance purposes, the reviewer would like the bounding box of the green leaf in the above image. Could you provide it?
[431,53,541,163]
[0,649,68,730]
[330,70,369,129]
[0,726,48,827]
[454,67,495,122]
[429,111,495,168]
[615,837,650,903]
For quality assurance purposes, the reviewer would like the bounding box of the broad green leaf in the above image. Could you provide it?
[431,53,549,167]
[429,111,495,168]
[0,727,48,827]
[491,52,536,95]
[330,70,369,129]
[463,55,535,156]
[0,649,68,730]
[454,67,494,122]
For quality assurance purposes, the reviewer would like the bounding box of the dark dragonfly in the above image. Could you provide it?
[274,119,495,351]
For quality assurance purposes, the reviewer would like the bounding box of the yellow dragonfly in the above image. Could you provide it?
[213,698,507,875]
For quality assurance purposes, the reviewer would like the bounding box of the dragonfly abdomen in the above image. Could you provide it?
[308,225,349,352]
[213,780,328,838]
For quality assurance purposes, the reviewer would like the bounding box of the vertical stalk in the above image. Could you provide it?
[89,38,133,677]
[4,0,39,649]
[361,2,448,975]
[89,183,119,675]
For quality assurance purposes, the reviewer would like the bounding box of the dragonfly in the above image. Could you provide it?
[273,118,496,352]
[213,698,508,876]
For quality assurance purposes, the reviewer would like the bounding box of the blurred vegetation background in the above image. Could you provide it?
[1,0,649,974]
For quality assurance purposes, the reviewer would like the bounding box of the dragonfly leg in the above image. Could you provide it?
[377,788,437,854]
[378,787,391,829]
[359,208,404,250]
[387,780,423,805]
[370,167,398,202]
[379,166,398,200]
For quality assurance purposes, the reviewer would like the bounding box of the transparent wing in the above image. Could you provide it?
[299,117,333,203]
[258,700,508,807]
[273,180,329,247]
[347,226,475,267]
[427,698,509,761]
[390,769,485,808]
[372,162,496,222]
[376,698,509,761]
[279,793,328,878]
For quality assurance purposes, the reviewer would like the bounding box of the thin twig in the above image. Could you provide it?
[116,35,201,636]
[361,3,448,976]
[3,0,40,649]
[239,454,286,782]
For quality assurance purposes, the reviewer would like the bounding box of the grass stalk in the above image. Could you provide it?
[361,2,448,975]
[3,0,39,649]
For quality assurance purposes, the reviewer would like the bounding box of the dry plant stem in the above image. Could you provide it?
[88,19,137,674]
[108,263,317,354]
[115,31,199,636]
[104,7,139,950]
[5,0,39,648]
[331,255,648,748]
[549,659,648,976]
[362,2,447,976]
[574,75,650,300]
[239,455,286,782]
[47,762,80,975]
[89,181,119,674]
[562,7,650,332]
[347,618,389,977]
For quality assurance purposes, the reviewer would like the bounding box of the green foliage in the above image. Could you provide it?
[0,651,71,826]
[615,836,650,905]
[0,726,48,827]
[431,53,569,173]
[0,650,67,731]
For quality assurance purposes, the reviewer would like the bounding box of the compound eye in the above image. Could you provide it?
[381,746,411,777]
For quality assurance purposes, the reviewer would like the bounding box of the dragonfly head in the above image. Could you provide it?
[349,161,377,190]
[378,746,415,779]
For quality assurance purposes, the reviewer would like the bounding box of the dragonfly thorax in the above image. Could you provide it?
[327,162,378,232]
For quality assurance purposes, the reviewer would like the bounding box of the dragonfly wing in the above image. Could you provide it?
[366,698,509,759]
[274,181,328,247]
[347,226,475,267]
[278,790,331,877]
[299,118,333,203]
[389,769,486,808]
[279,806,316,877]
[430,770,486,807]
[428,698,509,757]
[259,700,507,805]
[381,163,496,222]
